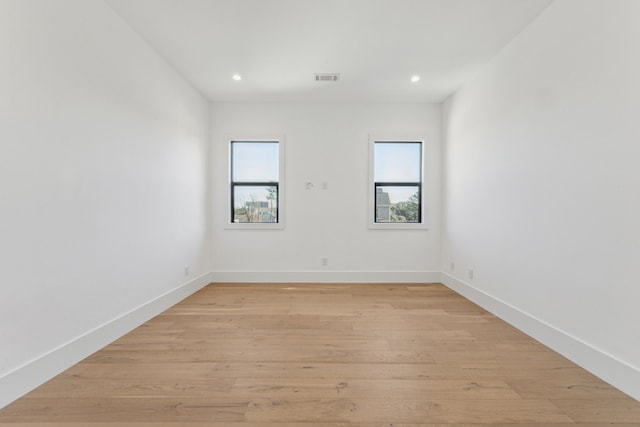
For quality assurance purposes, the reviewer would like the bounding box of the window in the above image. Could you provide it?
[230,140,283,227]
[369,138,426,229]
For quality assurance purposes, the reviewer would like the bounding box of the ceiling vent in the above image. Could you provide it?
[315,73,340,82]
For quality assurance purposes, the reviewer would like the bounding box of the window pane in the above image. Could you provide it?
[233,185,278,223]
[375,185,420,223]
[232,142,279,182]
[374,142,421,182]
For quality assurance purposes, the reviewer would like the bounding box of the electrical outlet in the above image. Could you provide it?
[468,268,474,280]
[321,257,328,267]
[450,261,455,271]
[185,266,190,277]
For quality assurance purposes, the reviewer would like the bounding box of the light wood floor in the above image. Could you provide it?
[1,282,640,426]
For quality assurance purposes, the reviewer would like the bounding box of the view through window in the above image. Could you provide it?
[374,141,422,223]
[230,141,279,223]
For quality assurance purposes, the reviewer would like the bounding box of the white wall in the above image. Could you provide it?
[442,0,640,399]
[211,103,441,282]
[0,0,211,407]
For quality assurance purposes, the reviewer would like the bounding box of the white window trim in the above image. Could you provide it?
[367,135,428,230]
[225,136,285,230]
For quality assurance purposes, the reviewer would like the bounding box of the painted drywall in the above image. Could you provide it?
[0,0,211,405]
[211,103,441,282]
[442,0,640,399]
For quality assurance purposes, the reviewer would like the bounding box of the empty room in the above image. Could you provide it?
[1,0,640,424]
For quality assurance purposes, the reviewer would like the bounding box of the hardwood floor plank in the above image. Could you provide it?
[23,378,235,399]
[82,348,435,364]
[195,361,458,380]
[552,398,640,423]
[509,377,632,399]
[60,363,220,380]
[0,398,248,422]
[230,378,522,400]
[244,397,572,423]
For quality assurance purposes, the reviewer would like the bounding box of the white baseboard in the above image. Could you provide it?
[0,272,214,410]
[441,272,640,401]
[210,270,441,283]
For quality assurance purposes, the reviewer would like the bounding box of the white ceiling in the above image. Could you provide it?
[106,0,553,103]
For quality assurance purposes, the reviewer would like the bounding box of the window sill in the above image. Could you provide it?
[224,222,285,230]
[368,222,429,230]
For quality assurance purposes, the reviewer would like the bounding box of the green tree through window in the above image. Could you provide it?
[390,191,419,222]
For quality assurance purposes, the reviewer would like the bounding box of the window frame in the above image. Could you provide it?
[227,137,285,230]
[368,136,428,230]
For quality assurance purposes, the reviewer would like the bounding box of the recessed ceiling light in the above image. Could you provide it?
[411,75,420,83]
[232,74,242,81]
